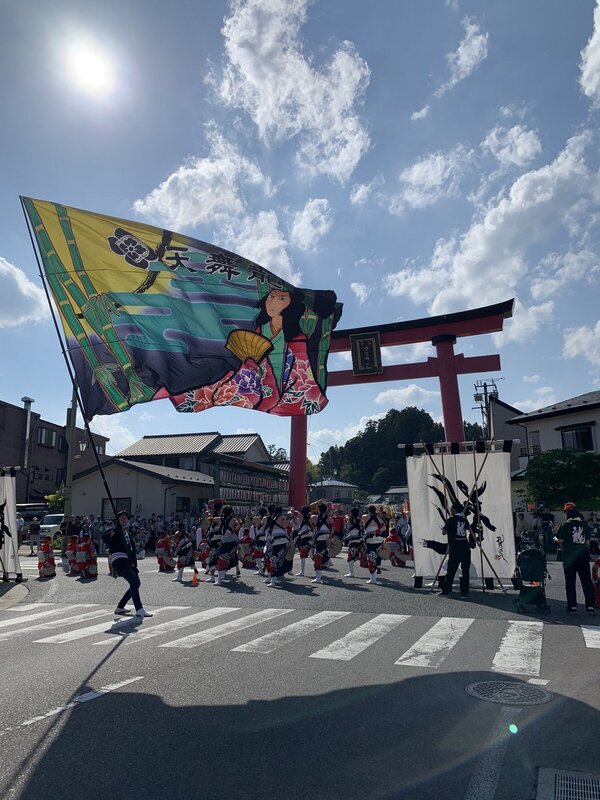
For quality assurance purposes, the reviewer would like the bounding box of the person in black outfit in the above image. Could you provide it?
[553,502,595,614]
[102,510,153,618]
[440,502,474,598]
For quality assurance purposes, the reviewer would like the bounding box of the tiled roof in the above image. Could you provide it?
[119,460,214,485]
[210,434,261,455]
[270,461,290,473]
[507,390,600,424]
[309,479,358,488]
[116,433,220,457]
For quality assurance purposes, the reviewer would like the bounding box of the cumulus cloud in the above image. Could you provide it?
[133,123,273,229]
[309,413,386,454]
[580,0,600,107]
[411,105,430,121]
[563,320,600,365]
[530,249,599,300]
[222,210,301,284]
[482,124,542,168]
[350,282,371,304]
[289,198,333,251]
[383,130,595,341]
[511,386,558,414]
[523,374,541,383]
[212,0,370,183]
[385,144,474,215]
[375,384,440,408]
[492,298,554,346]
[0,257,48,329]
[350,176,383,206]
[92,416,137,454]
[434,17,489,98]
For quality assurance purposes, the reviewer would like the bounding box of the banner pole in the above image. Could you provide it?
[19,197,118,519]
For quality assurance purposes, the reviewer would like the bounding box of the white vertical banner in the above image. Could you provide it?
[0,471,22,580]
[407,449,515,581]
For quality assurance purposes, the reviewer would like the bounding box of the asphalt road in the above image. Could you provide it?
[0,552,598,800]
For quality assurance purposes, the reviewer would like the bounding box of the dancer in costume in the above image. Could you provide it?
[173,528,198,583]
[214,505,241,586]
[363,505,385,585]
[155,530,176,572]
[254,506,270,577]
[204,500,223,582]
[343,507,363,578]
[295,506,313,577]
[66,533,79,576]
[383,527,406,568]
[238,527,257,570]
[312,503,332,584]
[76,532,98,578]
[265,506,293,588]
[37,535,56,579]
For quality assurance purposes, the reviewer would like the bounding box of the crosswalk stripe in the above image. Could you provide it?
[492,620,543,676]
[394,617,474,668]
[161,608,293,649]
[580,625,600,648]
[119,607,240,645]
[232,611,350,654]
[0,610,112,641]
[309,614,410,661]
[33,607,185,644]
[0,605,96,630]
[7,604,55,611]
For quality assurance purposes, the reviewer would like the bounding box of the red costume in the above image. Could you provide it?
[155,533,176,572]
[383,529,406,568]
[76,534,98,578]
[238,530,257,570]
[66,534,79,575]
[38,535,56,578]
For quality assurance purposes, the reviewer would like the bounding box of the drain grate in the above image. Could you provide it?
[465,681,554,706]
[537,769,600,800]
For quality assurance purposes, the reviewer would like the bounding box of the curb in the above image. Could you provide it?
[0,582,29,611]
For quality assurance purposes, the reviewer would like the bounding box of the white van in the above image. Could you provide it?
[40,513,65,540]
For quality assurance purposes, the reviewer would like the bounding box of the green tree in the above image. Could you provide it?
[267,444,289,462]
[464,421,485,441]
[523,449,600,510]
[44,492,65,512]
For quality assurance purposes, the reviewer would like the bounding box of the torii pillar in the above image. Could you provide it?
[288,299,514,508]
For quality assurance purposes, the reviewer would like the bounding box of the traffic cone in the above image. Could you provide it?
[192,571,199,587]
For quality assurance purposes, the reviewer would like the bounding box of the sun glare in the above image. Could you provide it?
[67,41,115,95]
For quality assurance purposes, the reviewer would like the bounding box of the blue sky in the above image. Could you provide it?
[2,0,600,462]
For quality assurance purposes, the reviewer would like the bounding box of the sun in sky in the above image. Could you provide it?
[66,39,115,96]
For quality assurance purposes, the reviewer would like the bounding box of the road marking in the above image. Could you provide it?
[118,606,240,645]
[581,625,600,648]
[395,617,474,668]
[33,607,185,644]
[527,677,549,685]
[161,608,293,649]
[0,604,96,630]
[232,611,350,654]
[309,614,410,661]
[18,677,144,729]
[7,603,55,611]
[492,620,543,676]
[463,706,522,800]
[0,610,112,641]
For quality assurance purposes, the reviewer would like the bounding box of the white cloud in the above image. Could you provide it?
[530,249,599,300]
[492,298,554,346]
[350,282,371,304]
[309,413,386,454]
[563,320,600,365]
[511,386,558,413]
[289,198,333,251]
[435,17,489,98]
[212,0,370,183]
[235,427,257,434]
[383,131,595,329]
[523,374,541,383]
[482,124,542,168]
[385,144,474,214]
[580,0,600,107]
[411,105,430,121]
[350,176,383,205]
[222,210,301,284]
[0,257,48,329]
[91,416,137,454]
[133,123,273,229]
[329,342,434,370]
[375,384,440,408]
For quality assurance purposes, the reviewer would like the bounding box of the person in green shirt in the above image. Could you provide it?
[553,502,595,614]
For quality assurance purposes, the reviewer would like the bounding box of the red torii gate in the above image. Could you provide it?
[288,298,514,508]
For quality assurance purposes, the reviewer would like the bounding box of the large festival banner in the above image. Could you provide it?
[23,198,342,420]
[0,470,22,581]
[406,449,516,581]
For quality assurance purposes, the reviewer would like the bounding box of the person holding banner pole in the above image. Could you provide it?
[103,510,153,618]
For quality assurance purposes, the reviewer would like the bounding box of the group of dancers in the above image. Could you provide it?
[156,500,409,589]
[37,531,98,579]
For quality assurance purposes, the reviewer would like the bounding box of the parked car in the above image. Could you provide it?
[16,504,49,538]
[40,513,65,540]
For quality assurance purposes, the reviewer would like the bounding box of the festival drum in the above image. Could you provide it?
[377,541,392,561]
[329,536,342,558]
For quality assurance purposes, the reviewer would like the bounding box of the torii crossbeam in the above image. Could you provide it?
[288,299,514,508]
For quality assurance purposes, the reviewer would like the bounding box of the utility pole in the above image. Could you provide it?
[21,396,35,501]
[63,384,78,517]
[472,378,503,439]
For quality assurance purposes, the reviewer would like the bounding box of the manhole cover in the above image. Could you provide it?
[465,681,554,706]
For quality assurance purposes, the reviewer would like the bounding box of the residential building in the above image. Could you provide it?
[114,432,289,511]
[488,395,523,473]
[0,398,108,503]
[308,478,360,505]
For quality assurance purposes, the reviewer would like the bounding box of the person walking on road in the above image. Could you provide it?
[103,510,153,618]
[553,502,595,614]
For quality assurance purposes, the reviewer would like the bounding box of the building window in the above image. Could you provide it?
[37,427,56,448]
[176,496,191,513]
[529,430,541,456]
[56,468,66,485]
[96,444,105,456]
[58,435,67,452]
[561,426,594,451]
[179,456,194,470]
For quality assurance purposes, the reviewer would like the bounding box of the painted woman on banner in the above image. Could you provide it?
[170,287,338,416]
